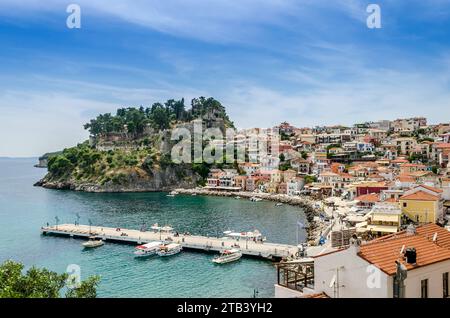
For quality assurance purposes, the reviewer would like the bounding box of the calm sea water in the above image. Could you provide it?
[0,158,307,298]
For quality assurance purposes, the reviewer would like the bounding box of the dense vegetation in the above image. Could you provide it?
[84,97,234,137]
[41,96,238,187]
[47,141,160,185]
[0,260,100,298]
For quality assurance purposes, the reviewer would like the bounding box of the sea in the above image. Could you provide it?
[0,157,307,298]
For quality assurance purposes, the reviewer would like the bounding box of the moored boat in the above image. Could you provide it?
[82,236,104,248]
[212,248,242,264]
[167,190,179,197]
[134,241,162,257]
[157,242,182,256]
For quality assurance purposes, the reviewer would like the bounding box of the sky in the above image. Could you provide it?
[0,0,450,157]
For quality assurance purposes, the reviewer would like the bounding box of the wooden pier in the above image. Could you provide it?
[41,224,300,260]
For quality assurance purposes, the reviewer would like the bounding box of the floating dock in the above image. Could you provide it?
[41,224,300,260]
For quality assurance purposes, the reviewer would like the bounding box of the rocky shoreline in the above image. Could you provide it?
[175,188,327,245]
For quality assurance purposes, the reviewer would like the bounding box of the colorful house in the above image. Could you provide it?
[399,191,443,224]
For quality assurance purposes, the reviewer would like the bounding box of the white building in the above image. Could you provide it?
[275,223,450,298]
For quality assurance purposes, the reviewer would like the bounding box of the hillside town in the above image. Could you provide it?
[200,117,450,298]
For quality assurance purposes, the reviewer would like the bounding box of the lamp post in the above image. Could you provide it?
[88,219,92,235]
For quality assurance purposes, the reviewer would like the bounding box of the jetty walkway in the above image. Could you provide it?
[41,224,300,260]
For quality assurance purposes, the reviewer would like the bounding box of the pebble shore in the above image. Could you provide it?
[175,188,328,245]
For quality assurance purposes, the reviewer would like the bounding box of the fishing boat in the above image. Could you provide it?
[134,241,162,257]
[212,248,242,264]
[157,243,182,256]
[82,236,104,248]
[167,190,179,197]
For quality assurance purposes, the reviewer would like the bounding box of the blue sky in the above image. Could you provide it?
[0,0,450,157]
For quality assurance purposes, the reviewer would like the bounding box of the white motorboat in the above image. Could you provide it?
[167,190,179,197]
[250,197,262,202]
[82,237,104,248]
[157,243,182,256]
[134,241,162,257]
[212,248,242,264]
[275,203,283,206]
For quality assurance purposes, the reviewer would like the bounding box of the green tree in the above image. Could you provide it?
[0,260,100,298]
[48,155,74,176]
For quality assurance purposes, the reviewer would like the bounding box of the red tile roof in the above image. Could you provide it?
[303,292,330,298]
[416,185,443,193]
[355,193,380,203]
[400,191,439,201]
[358,224,450,275]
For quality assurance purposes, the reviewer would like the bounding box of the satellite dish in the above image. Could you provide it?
[329,274,336,288]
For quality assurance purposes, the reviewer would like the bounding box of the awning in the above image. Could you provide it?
[366,225,399,233]
[372,214,400,223]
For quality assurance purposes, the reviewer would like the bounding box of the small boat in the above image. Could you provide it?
[82,237,104,248]
[212,248,242,264]
[157,243,182,256]
[250,197,262,202]
[134,241,162,257]
[275,203,283,207]
[191,193,197,196]
[235,196,241,199]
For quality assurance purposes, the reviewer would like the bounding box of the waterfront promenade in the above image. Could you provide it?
[41,224,300,260]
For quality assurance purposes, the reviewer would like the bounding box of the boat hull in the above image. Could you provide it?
[82,241,104,248]
[212,254,242,264]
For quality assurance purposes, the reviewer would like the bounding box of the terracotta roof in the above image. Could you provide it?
[355,193,380,203]
[416,185,443,193]
[358,224,450,275]
[400,191,439,201]
[303,292,330,298]
[397,175,416,183]
[435,143,450,149]
[392,159,409,164]
[401,163,426,168]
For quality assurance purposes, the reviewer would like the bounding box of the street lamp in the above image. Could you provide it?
[88,218,92,235]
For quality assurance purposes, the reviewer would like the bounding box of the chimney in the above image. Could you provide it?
[404,247,417,265]
[406,223,416,236]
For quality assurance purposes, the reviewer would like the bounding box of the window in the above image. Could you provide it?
[444,273,449,298]
[421,279,428,298]
[403,202,407,208]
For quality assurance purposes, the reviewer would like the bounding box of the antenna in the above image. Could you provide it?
[400,244,405,254]
[432,232,438,242]
[329,274,336,288]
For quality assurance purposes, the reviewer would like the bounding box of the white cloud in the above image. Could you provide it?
[221,66,450,129]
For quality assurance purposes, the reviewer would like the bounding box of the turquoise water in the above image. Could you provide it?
[0,158,307,298]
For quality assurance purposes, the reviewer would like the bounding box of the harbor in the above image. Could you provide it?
[41,223,301,260]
